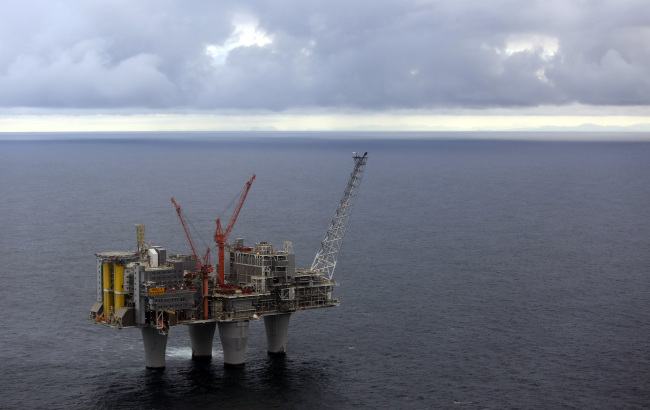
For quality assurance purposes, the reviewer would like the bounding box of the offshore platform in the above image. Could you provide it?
[89,153,367,368]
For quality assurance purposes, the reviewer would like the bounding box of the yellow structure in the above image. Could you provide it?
[114,264,125,311]
[136,225,146,252]
[102,262,114,316]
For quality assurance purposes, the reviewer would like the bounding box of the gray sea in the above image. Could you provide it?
[0,133,649,409]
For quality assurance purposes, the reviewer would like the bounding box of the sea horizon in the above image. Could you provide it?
[1,130,650,142]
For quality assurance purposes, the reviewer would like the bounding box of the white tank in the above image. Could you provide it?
[148,248,159,267]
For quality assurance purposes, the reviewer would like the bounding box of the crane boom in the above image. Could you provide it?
[311,152,368,279]
[171,197,202,271]
[214,174,256,285]
[171,197,213,320]
[218,174,256,241]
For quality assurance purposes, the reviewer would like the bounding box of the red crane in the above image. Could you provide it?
[214,174,256,286]
[171,197,213,320]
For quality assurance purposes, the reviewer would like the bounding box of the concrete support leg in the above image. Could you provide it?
[141,327,168,370]
[217,320,250,367]
[264,313,291,355]
[188,322,217,360]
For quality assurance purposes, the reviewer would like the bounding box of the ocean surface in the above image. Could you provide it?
[0,133,649,409]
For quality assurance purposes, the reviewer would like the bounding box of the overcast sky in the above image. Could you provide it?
[2,0,650,132]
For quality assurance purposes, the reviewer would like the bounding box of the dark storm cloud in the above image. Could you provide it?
[1,0,648,111]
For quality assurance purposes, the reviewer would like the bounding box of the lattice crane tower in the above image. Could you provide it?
[311,152,368,279]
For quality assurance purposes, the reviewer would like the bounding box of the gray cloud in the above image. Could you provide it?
[1,0,648,111]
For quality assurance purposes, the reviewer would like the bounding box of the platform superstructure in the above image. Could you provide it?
[89,153,367,369]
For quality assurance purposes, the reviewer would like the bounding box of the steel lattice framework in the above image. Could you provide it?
[311,152,368,279]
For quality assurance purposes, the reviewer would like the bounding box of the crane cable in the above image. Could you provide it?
[217,183,247,221]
